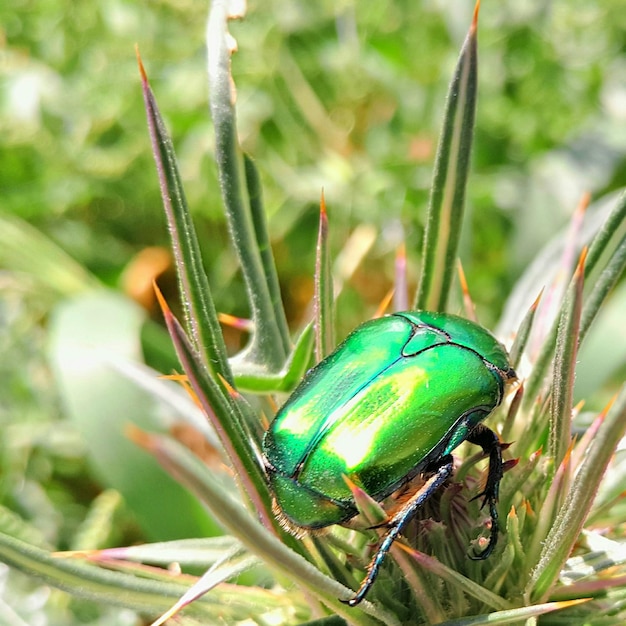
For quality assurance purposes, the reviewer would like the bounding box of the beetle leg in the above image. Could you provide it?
[341,456,454,607]
[466,423,503,560]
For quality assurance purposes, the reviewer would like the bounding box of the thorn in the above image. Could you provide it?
[218,312,253,332]
[471,0,481,33]
[217,373,240,399]
[575,191,592,218]
[153,280,173,321]
[394,238,408,311]
[503,458,519,472]
[320,188,327,219]
[125,423,156,451]
[457,259,477,322]
[531,288,544,312]
[373,288,394,319]
[575,246,588,277]
[601,393,617,417]
[135,44,148,84]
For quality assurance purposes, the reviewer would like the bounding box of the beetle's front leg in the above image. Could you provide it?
[467,423,503,560]
[341,455,454,607]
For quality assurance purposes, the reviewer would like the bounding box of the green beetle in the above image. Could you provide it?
[263,311,517,606]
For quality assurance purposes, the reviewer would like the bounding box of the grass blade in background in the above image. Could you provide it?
[414,2,478,312]
[207,0,290,371]
[0,212,98,298]
[138,52,232,383]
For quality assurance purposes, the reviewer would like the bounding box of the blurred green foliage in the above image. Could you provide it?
[3,0,625,317]
[0,0,625,622]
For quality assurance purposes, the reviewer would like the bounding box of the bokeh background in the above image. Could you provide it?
[1,0,625,623]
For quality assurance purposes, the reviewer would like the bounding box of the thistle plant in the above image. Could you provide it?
[1,1,626,625]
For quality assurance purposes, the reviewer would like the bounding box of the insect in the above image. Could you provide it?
[262,310,517,606]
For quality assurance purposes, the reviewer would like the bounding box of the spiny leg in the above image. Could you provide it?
[467,423,503,560]
[341,456,454,607]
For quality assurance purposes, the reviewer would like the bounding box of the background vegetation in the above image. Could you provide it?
[1,0,625,623]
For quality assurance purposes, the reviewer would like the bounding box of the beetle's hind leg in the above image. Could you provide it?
[467,423,503,560]
[341,455,454,607]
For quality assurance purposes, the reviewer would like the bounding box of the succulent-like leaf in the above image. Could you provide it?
[138,52,232,383]
[207,0,290,372]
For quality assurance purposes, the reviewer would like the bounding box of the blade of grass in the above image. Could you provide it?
[207,0,289,371]
[0,212,98,297]
[415,2,479,312]
[138,51,232,383]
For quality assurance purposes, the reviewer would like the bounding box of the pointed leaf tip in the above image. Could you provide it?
[397,241,406,263]
[319,188,327,219]
[532,287,545,312]
[576,191,592,217]
[217,373,240,399]
[457,259,469,295]
[135,44,148,84]
[373,288,394,319]
[125,423,157,452]
[472,0,481,32]
[458,259,477,322]
[575,246,588,277]
[153,280,174,322]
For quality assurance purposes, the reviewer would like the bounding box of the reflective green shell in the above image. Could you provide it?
[263,311,512,531]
